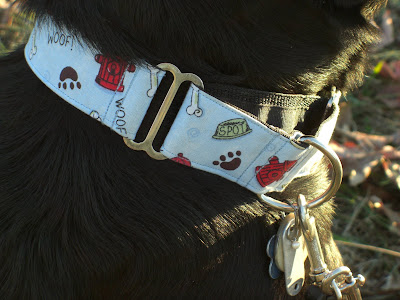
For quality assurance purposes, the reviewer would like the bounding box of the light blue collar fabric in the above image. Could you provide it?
[25,20,340,196]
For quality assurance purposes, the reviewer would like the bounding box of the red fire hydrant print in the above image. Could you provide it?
[255,156,297,187]
[95,54,135,92]
[171,153,192,167]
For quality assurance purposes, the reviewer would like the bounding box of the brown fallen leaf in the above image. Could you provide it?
[331,128,400,186]
[335,128,395,149]
[329,141,381,185]
[348,157,381,186]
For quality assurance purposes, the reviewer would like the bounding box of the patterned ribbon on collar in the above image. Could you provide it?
[24,20,340,196]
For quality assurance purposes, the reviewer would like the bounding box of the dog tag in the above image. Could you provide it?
[275,213,308,296]
[266,235,282,279]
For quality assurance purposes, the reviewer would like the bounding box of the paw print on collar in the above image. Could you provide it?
[213,151,242,171]
[58,66,81,90]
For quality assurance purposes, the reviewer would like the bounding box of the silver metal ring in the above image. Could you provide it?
[257,136,343,212]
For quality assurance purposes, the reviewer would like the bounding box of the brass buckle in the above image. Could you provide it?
[124,63,204,160]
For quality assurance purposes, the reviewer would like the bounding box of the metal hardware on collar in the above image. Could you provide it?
[297,195,327,279]
[297,194,314,241]
[322,266,352,295]
[294,195,365,300]
[124,63,204,160]
[258,136,343,212]
[269,196,365,299]
[273,213,308,296]
[290,131,307,150]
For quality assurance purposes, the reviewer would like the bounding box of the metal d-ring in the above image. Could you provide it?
[257,136,343,212]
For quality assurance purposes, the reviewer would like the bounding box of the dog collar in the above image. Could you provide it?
[24,21,341,201]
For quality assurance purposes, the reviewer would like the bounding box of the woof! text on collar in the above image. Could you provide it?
[24,21,342,208]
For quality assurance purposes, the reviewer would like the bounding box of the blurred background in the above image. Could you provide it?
[1,0,399,298]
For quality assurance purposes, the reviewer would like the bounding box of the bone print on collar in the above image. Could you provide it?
[24,20,340,197]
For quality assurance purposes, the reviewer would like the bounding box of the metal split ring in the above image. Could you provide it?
[257,136,343,212]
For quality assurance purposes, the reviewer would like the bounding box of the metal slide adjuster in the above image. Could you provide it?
[258,136,343,212]
[124,63,204,160]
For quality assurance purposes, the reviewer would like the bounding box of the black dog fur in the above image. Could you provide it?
[0,0,386,299]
